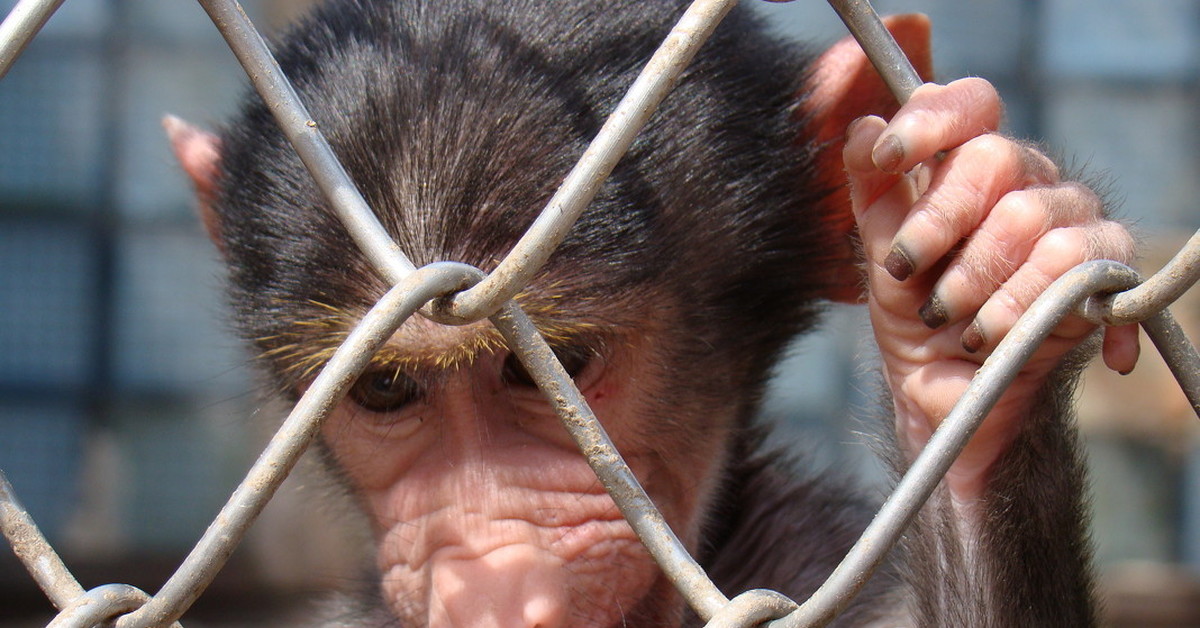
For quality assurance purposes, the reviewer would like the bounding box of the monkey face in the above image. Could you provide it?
[170,2,845,624]
[317,315,731,626]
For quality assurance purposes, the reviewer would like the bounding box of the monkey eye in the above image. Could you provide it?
[501,344,595,388]
[348,368,422,413]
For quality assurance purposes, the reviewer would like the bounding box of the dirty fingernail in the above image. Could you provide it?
[872,134,905,173]
[962,321,986,354]
[918,294,949,329]
[883,245,914,282]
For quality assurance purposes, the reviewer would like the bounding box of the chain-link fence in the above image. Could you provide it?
[2,0,1198,626]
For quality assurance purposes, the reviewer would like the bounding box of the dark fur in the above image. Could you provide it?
[211,0,1096,625]
[215,0,840,399]
[890,349,1099,626]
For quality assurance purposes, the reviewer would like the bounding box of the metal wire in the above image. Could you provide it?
[117,263,482,628]
[826,0,924,103]
[0,471,86,611]
[428,0,739,325]
[491,301,731,619]
[1089,230,1200,325]
[47,585,154,628]
[0,0,65,79]
[195,0,416,284]
[1141,308,1200,417]
[0,0,1197,627]
[772,261,1146,627]
[706,590,799,628]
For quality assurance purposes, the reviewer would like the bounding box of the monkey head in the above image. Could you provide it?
[170,2,930,625]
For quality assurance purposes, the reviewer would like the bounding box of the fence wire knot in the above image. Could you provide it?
[46,584,152,628]
[705,589,800,628]
[0,1,1198,627]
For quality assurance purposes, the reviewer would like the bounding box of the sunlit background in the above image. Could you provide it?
[1,0,1197,625]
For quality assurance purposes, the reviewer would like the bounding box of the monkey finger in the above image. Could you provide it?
[1102,324,1140,375]
[886,135,1062,283]
[845,115,927,289]
[844,115,900,215]
[919,183,1102,329]
[871,78,1003,174]
[844,115,942,297]
[960,222,1134,354]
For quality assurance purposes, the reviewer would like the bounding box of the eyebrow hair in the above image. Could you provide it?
[257,299,605,385]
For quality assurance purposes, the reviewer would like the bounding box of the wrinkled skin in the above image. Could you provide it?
[321,321,708,627]
[313,79,1135,626]
[844,79,1135,502]
[169,4,1134,624]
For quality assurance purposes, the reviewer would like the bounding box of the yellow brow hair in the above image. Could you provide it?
[257,298,601,383]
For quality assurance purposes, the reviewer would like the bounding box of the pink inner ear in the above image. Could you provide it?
[793,14,934,304]
[805,13,933,146]
[164,114,221,192]
[163,114,225,248]
[806,35,878,120]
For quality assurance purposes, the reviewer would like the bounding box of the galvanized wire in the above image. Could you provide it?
[0,0,65,79]
[0,471,86,611]
[826,0,924,102]
[1090,230,1200,325]
[1141,308,1200,417]
[428,0,739,325]
[195,0,416,284]
[706,590,799,628]
[47,585,154,628]
[116,263,482,628]
[492,301,732,620]
[0,1,1198,627]
[771,260,1146,627]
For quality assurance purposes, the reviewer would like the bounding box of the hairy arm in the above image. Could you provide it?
[846,79,1136,625]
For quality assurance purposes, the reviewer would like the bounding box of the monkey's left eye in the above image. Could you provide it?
[348,369,422,413]
[502,344,595,388]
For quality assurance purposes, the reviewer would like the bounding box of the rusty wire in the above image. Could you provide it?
[0,0,1198,627]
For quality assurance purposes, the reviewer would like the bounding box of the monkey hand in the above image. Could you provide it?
[842,78,1136,503]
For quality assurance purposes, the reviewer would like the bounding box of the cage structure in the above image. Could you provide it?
[1,0,1198,626]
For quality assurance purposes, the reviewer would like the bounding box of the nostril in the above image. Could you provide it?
[524,593,567,628]
[522,564,568,628]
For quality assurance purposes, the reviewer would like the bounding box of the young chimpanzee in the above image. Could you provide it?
[169,0,1136,625]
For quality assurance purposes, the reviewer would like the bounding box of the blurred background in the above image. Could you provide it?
[0,0,1196,625]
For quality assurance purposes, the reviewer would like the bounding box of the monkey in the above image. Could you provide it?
[167,0,1137,625]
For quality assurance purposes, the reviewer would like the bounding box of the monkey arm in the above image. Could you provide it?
[843,78,1136,624]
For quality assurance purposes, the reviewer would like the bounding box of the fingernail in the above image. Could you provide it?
[872,134,905,173]
[883,245,914,282]
[918,294,949,329]
[1118,368,1133,376]
[962,321,986,354]
[845,116,867,140]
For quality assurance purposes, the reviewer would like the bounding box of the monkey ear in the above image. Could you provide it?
[164,114,225,252]
[801,14,934,303]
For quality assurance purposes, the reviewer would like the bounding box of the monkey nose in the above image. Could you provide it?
[428,543,569,628]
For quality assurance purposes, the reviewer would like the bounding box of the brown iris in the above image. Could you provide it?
[348,368,422,413]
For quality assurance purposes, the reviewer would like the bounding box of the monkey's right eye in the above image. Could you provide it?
[348,369,422,413]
